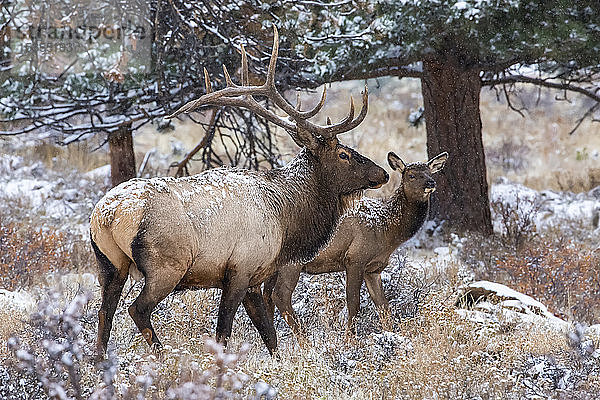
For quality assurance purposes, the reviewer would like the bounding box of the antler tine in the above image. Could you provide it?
[265,25,279,87]
[240,44,248,86]
[338,85,369,132]
[308,85,369,137]
[204,67,212,93]
[166,24,369,144]
[295,93,301,111]
[300,86,327,119]
[223,65,234,87]
[322,95,354,131]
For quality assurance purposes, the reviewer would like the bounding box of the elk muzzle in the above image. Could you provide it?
[424,179,436,194]
[369,169,389,189]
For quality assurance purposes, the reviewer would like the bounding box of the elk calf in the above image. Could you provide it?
[90,27,388,357]
[263,152,447,334]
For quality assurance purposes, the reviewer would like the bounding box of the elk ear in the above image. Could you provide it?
[291,128,321,152]
[428,152,448,173]
[387,152,406,172]
[326,136,339,149]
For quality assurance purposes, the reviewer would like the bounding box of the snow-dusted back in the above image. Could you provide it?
[346,196,399,229]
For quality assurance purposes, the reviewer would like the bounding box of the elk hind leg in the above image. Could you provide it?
[92,239,129,358]
[128,260,186,350]
[262,273,277,323]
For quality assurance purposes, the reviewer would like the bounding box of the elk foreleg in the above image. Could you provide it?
[364,272,391,329]
[243,285,277,355]
[271,265,305,338]
[345,265,365,333]
[216,271,249,347]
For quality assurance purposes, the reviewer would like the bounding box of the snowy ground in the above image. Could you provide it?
[1,140,600,398]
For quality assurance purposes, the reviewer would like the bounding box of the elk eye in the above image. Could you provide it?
[409,174,416,180]
[339,152,349,160]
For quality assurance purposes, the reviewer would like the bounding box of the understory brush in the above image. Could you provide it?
[3,279,599,399]
[0,222,71,290]
[2,288,267,400]
[493,240,600,325]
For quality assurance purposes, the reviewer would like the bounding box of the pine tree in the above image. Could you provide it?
[275,0,600,233]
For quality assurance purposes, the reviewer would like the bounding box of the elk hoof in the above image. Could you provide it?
[142,328,153,344]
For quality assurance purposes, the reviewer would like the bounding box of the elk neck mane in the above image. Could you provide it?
[268,148,358,266]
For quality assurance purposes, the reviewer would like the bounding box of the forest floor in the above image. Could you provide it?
[1,78,600,399]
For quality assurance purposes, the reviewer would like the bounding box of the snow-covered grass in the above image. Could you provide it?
[1,78,600,398]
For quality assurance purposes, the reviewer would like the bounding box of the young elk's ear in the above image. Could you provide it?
[427,152,448,174]
[387,152,406,172]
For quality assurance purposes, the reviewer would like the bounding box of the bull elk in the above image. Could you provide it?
[263,151,448,335]
[89,26,388,357]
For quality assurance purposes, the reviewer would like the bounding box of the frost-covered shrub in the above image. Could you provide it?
[491,190,540,250]
[164,339,251,400]
[0,222,71,290]
[495,242,600,324]
[3,287,263,399]
[385,255,437,321]
[6,290,95,400]
[513,326,600,400]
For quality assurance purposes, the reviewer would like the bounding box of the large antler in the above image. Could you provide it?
[167,26,368,145]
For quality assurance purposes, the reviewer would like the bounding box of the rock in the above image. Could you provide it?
[455,281,567,330]
[84,164,111,180]
[589,186,600,200]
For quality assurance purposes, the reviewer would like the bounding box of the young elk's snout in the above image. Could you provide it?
[424,178,436,193]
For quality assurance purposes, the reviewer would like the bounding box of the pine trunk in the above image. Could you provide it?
[108,124,137,187]
[420,59,492,234]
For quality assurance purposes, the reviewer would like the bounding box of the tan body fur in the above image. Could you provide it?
[264,152,448,335]
[92,170,287,292]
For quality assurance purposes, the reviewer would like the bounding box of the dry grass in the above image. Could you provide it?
[6,139,108,173]
[493,241,600,324]
[6,272,597,399]
[0,222,70,290]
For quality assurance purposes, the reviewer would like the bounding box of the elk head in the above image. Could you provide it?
[387,152,448,202]
[167,26,388,199]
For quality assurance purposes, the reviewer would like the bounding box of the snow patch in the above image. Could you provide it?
[0,289,36,313]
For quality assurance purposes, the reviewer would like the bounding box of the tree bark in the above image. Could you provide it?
[108,123,137,187]
[420,58,492,235]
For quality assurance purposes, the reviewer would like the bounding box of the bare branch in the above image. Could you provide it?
[170,108,221,177]
[327,64,423,83]
[568,103,600,136]
[483,75,600,103]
